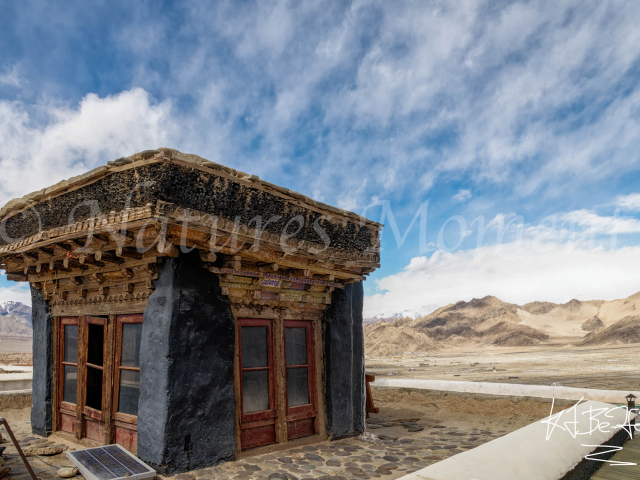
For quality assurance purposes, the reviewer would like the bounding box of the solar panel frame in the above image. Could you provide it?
[66,444,156,480]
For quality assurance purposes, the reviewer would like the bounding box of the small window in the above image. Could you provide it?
[62,365,77,404]
[114,316,143,418]
[285,326,311,407]
[64,325,78,364]
[238,319,276,421]
[60,320,79,407]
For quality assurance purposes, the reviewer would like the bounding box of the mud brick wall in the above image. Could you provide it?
[322,281,365,439]
[137,251,236,474]
[30,286,53,436]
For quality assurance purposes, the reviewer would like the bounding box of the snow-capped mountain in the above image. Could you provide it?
[363,304,441,325]
[0,301,32,335]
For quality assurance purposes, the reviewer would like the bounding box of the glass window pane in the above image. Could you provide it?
[285,327,307,366]
[118,370,140,416]
[120,323,142,368]
[242,370,270,413]
[64,325,78,364]
[63,365,77,404]
[87,323,104,366]
[241,326,268,368]
[287,367,310,407]
[86,366,103,411]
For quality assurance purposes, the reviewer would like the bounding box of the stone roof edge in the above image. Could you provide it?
[0,148,383,229]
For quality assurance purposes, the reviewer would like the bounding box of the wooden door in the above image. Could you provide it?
[58,317,79,434]
[284,321,316,440]
[238,318,277,450]
[112,314,143,453]
[82,316,107,442]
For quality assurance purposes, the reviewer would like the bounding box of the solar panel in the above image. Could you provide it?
[67,444,156,480]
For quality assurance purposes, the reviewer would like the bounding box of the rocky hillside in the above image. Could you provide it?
[0,302,32,336]
[364,291,640,356]
[581,315,640,346]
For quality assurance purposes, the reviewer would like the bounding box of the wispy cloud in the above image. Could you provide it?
[64,0,640,209]
[0,65,24,88]
[614,193,640,212]
[452,189,472,202]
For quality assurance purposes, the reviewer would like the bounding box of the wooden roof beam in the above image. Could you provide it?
[95,251,123,265]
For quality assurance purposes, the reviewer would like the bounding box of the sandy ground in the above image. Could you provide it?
[0,336,31,354]
[366,343,640,391]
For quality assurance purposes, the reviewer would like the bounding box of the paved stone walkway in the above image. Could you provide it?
[0,411,504,480]
[163,417,504,480]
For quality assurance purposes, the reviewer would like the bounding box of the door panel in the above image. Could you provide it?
[237,318,318,450]
[284,321,316,439]
[58,317,79,433]
[85,419,105,442]
[56,314,143,454]
[240,423,277,450]
[287,417,315,440]
[238,319,277,449]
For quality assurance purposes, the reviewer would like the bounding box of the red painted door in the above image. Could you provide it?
[238,319,277,449]
[284,321,316,440]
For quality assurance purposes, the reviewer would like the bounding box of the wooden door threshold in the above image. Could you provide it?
[236,433,328,458]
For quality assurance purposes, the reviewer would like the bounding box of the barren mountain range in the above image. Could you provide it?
[0,301,33,336]
[364,291,640,356]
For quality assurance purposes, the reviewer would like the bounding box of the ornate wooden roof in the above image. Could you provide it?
[0,149,381,314]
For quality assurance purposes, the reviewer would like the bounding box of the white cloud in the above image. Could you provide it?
[561,209,640,235]
[0,283,31,305]
[0,88,176,205]
[90,0,640,208]
[614,193,640,212]
[452,189,472,202]
[3,1,638,210]
[366,205,640,317]
[0,65,24,88]
[364,241,640,318]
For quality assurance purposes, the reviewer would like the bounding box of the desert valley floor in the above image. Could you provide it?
[366,343,640,391]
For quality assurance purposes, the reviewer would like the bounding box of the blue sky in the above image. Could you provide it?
[3,0,640,316]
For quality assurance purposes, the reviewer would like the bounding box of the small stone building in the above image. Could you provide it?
[0,149,381,474]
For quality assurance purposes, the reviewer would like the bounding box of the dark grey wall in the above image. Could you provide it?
[30,286,53,436]
[138,251,236,474]
[322,281,365,439]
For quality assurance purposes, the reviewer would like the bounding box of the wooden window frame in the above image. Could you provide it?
[82,316,107,420]
[59,317,79,413]
[112,314,143,425]
[238,318,277,424]
[283,320,316,421]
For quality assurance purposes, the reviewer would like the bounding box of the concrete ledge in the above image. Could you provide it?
[399,400,634,480]
[373,378,639,404]
[0,389,32,409]
[0,375,32,392]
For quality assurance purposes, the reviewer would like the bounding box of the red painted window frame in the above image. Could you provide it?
[237,318,277,424]
[283,320,316,419]
[113,314,143,425]
[59,317,79,412]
